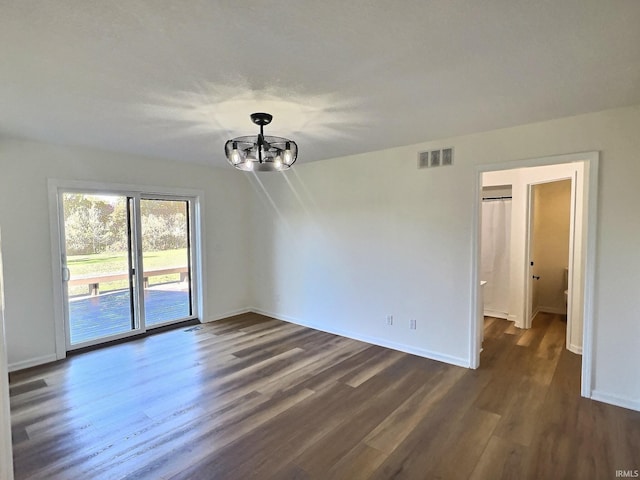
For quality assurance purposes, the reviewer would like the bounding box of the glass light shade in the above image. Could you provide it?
[225,136,298,172]
[224,113,298,172]
[283,142,294,165]
[230,142,244,165]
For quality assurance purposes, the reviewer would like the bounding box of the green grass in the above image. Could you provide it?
[68,248,188,296]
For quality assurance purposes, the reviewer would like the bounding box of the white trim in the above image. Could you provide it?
[47,179,205,355]
[507,313,519,323]
[476,151,598,173]
[254,308,470,368]
[8,354,58,373]
[192,195,207,324]
[46,178,205,199]
[471,151,598,399]
[469,169,481,369]
[580,153,599,398]
[0,229,14,480]
[132,196,145,338]
[568,343,582,355]
[566,170,578,356]
[47,183,67,360]
[483,310,509,320]
[531,307,541,322]
[591,390,640,413]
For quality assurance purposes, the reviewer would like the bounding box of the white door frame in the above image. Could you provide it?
[48,179,206,359]
[470,151,599,398]
[0,228,15,480]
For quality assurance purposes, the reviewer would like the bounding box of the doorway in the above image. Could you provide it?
[50,184,201,352]
[526,180,572,326]
[471,152,599,398]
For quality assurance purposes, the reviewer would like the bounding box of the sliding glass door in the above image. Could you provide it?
[58,191,197,350]
[140,198,192,327]
[62,193,137,345]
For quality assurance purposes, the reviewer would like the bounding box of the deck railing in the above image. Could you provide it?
[68,266,189,295]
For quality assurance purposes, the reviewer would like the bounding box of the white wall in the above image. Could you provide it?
[249,105,640,410]
[0,139,251,370]
[248,155,474,366]
[1,105,639,412]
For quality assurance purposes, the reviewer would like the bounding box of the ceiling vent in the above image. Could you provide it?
[417,147,454,169]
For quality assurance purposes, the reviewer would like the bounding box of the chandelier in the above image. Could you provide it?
[224,112,298,172]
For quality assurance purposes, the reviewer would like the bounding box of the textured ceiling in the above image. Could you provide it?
[1,1,640,167]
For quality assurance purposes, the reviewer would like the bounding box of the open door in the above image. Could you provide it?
[525,184,541,328]
[525,179,574,332]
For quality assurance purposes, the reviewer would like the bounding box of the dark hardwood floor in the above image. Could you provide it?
[9,312,640,479]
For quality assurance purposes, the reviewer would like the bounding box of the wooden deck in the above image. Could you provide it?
[8,312,640,479]
[69,266,188,296]
[68,287,191,344]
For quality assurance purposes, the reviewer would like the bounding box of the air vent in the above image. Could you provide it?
[418,151,430,169]
[417,147,454,169]
[442,147,453,166]
[430,150,440,167]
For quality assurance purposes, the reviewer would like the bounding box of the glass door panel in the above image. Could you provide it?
[140,199,192,327]
[62,193,137,345]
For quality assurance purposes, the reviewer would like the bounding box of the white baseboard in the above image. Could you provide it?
[568,343,582,355]
[590,390,640,412]
[483,310,508,320]
[8,353,57,373]
[251,308,470,369]
[507,314,520,326]
[202,307,252,323]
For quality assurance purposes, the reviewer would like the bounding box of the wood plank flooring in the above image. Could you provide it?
[9,312,640,479]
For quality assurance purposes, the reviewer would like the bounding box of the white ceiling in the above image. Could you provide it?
[1,1,640,167]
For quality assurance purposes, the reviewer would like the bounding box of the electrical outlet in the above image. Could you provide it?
[410,319,417,330]
[386,315,393,326]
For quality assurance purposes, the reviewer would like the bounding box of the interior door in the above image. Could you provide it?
[61,193,139,348]
[526,184,540,326]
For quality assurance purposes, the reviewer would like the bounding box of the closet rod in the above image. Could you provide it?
[482,196,512,200]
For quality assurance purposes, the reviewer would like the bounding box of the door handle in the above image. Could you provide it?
[532,275,540,280]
